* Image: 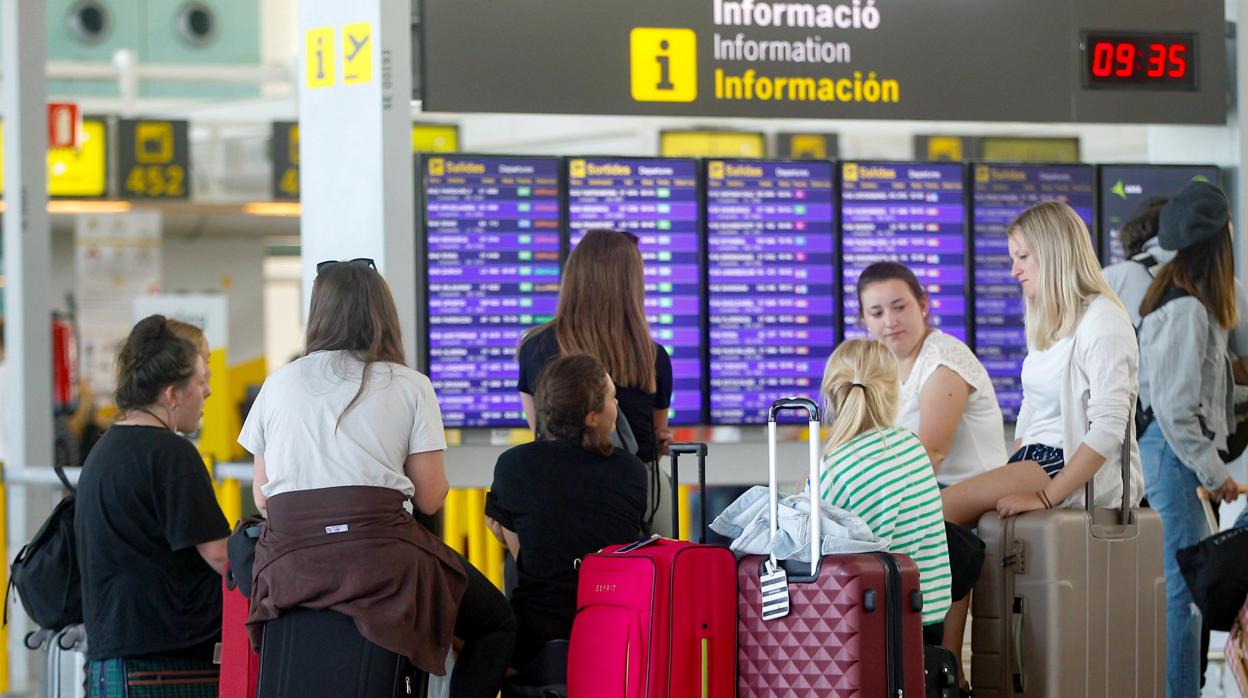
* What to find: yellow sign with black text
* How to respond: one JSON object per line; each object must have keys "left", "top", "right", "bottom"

{"left": 630, "top": 28, "right": 697, "bottom": 102}
{"left": 0, "top": 117, "right": 109, "bottom": 197}
{"left": 119, "top": 119, "right": 190, "bottom": 200}
{"left": 342, "top": 23, "right": 373, "bottom": 84}
{"left": 305, "top": 27, "right": 335, "bottom": 88}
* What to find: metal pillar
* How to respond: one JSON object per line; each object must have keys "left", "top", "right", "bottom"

{"left": 297, "top": 0, "right": 419, "bottom": 366}
{"left": 2, "top": 1, "right": 52, "bottom": 692}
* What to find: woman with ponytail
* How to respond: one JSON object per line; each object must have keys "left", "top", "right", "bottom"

{"left": 816, "top": 338, "right": 952, "bottom": 643}
{"left": 76, "top": 314, "right": 229, "bottom": 696}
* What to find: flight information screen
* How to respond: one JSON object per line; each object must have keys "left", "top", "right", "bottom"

{"left": 706, "top": 160, "right": 836, "bottom": 424}
{"left": 566, "top": 157, "right": 704, "bottom": 424}
{"left": 840, "top": 162, "right": 968, "bottom": 342}
{"left": 971, "top": 164, "right": 1094, "bottom": 421}
{"left": 1098, "top": 164, "right": 1219, "bottom": 265}
{"left": 423, "top": 156, "right": 562, "bottom": 428}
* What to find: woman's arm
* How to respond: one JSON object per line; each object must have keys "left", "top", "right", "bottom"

{"left": 915, "top": 365, "right": 971, "bottom": 474}
{"left": 486, "top": 517, "right": 521, "bottom": 558}
{"left": 406, "top": 449, "right": 450, "bottom": 515}
{"left": 520, "top": 392, "right": 537, "bottom": 432}
{"left": 196, "top": 538, "right": 229, "bottom": 576}
{"left": 653, "top": 408, "right": 672, "bottom": 457}
{"left": 252, "top": 454, "right": 269, "bottom": 517}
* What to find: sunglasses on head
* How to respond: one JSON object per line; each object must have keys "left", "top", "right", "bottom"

{"left": 316, "top": 258, "right": 376, "bottom": 274}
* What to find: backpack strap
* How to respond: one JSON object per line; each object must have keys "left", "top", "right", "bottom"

{"left": 52, "top": 465, "right": 74, "bottom": 494}
{"left": 1130, "top": 252, "right": 1160, "bottom": 277}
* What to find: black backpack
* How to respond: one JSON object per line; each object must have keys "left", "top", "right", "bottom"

{"left": 5, "top": 466, "right": 82, "bottom": 631}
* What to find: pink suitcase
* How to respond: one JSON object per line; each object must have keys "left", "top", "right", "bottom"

{"left": 567, "top": 443, "right": 737, "bottom": 698}
{"left": 737, "top": 397, "right": 926, "bottom": 697}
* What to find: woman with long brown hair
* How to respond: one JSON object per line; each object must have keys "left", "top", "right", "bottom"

{"left": 517, "top": 229, "right": 674, "bottom": 522}
{"left": 1137, "top": 181, "right": 1242, "bottom": 698}
{"left": 239, "top": 260, "right": 515, "bottom": 697}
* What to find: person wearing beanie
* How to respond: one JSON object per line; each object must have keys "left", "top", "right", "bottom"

{"left": 1137, "top": 180, "right": 1242, "bottom": 698}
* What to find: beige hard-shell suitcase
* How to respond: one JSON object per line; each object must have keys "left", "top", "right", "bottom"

{"left": 971, "top": 435, "right": 1165, "bottom": 697}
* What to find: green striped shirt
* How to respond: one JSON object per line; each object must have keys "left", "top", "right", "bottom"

{"left": 818, "top": 426, "right": 952, "bottom": 624}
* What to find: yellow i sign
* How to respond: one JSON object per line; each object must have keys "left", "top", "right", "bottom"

{"left": 343, "top": 23, "right": 373, "bottom": 84}
{"left": 306, "top": 27, "right": 335, "bottom": 88}
{"left": 630, "top": 28, "right": 697, "bottom": 102}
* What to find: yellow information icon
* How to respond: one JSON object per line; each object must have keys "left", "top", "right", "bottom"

{"left": 630, "top": 28, "right": 697, "bottom": 103}
{"left": 342, "top": 23, "right": 372, "bottom": 85}
{"left": 305, "top": 27, "right": 335, "bottom": 88}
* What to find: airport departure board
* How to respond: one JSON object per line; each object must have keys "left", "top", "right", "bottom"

{"left": 840, "top": 162, "right": 969, "bottom": 342}
{"left": 566, "top": 157, "right": 705, "bottom": 424}
{"left": 971, "top": 164, "right": 1095, "bottom": 420}
{"left": 423, "top": 156, "right": 562, "bottom": 428}
{"left": 1099, "top": 164, "right": 1219, "bottom": 265}
{"left": 706, "top": 160, "right": 837, "bottom": 424}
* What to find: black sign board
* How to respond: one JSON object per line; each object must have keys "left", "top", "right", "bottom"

{"left": 272, "top": 121, "right": 300, "bottom": 201}
{"left": 118, "top": 119, "right": 190, "bottom": 200}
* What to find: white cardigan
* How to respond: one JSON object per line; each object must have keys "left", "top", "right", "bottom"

{"left": 1015, "top": 295, "right": 1144, "bottom": 510}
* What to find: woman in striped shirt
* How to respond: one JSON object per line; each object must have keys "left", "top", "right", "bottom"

{"left": 816, "top": 338, "right": 953, "bottom": 643}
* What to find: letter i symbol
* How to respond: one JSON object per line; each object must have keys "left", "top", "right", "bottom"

{"left": 315, "top": 35, "right": 326, "bottom": 80}
{"left": 656, "top": 40, "right": 674, "bottom": 90}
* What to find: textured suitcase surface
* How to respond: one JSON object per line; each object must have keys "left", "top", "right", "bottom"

{"left": 737, "top": 551, "right": 925, "bottom": 697}
{"left": 257, "top": 608, "right": 425, "bottom": 698}
{"left": 1227, "top": 599, "right": 1248, "bottom": 696}
{"left": 218, "top": 573, "right": 258, "bottom": 698}
{"left": 567, "top": 538, "right": 737, "bottom": 698}
{"left": 971, "top": 507, "right": 1165, "bottom": 697}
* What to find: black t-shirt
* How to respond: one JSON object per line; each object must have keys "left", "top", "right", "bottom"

{"left": 516, "top": 326, "right": 673, "bottom": 462}
{"left": 485, "top": 440, "right": 647, "bottom": 642}
{"left": 75, "top": 425, "right": 230, "bottom": 660}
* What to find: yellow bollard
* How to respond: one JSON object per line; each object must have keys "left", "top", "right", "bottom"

{"left": 464, "top": 489, "right": 488, "bottom": 573}
{"left": 0, "top": 482, "right": 9, "bottom": 693}
{"left": 678, "top": 485, "right": 693, "bottom": 542}
{"left": 443, "top": 489, "right": 467, "bottom": 555}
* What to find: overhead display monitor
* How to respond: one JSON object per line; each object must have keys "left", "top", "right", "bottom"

{"left": 706, "top": 159, "right": 836, "bottom": 424}
{"left": 971, "top": 164, "right": 1095, "bottom": 421}
{"left": 422, "top": 155, "right": 562, "bottom": 428}
{"left": 1098, "top": 164, "right": 1219, "bottom": 265}
{"left": 840, "top": 162, "right": 969, "bottom": 343}
{"left": 566, "top": 157, "right": 705, "bottom": 424}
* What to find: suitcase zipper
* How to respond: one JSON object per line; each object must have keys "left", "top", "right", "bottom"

{"left": 872, "top": 552, "right": 904, "bottom": 697}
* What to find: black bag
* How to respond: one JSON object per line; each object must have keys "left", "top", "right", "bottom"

{"left": 1176, "top": 517, "right": 1248, "bottom": 632}
{"left": 225, "top": 517, "right": 264, "bottom": 599}
{"left": 6, "top": 466, "right": 82, "bottom": 631}
{"left": 923, "top": 644, "right": 959, "bottom": 698}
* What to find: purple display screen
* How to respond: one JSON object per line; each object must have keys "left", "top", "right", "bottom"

{"left": 1099, "top": 165, "right": 1218, "bottom": 265}
{"left": 707, "top": 160, "right": 836, "bottom": 425}
{"left": 424, "top": 156, "right": 562, "bottom": 428}
{"left": 567, "top": 158, "right": 704, "bottom": 424}
{"left": 840, "top": 162, "right": 968, "bottom": 343}
{"left": 971, "top": 164, "right": 1094, "bottom": 421}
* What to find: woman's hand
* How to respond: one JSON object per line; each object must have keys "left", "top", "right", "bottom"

{"left": 1211, "top": 476, "right": 1243, "bottom": 504}
{"left": 995, "top": 492, "right": 1046, "bottom": 518}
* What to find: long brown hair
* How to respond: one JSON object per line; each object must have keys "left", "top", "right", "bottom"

{"left": 115, "top": 315, "right": 198, "bottom": 412}
{"left": 535, "top": 353, "right": 614, "bottom": 455}
{"left": 523, "top": 229, "right": 656, "bottom": 392}
{"left": 1140, "top": 227, "right": 1237, "bottom": 329}
{"left": 305, "top": 262, "right": 406, "bottom": 425}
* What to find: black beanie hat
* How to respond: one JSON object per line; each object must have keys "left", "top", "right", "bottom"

{"left": 1159, "top": 180, "right": 1230, "bottom": 252}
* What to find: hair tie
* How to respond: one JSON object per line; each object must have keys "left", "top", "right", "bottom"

{"left": 850, "top": 382, "right": 866, "bottom": 390}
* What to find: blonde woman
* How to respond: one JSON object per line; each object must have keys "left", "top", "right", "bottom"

{"left": 817, "top": 338, "right": 952, "bottom": 644}
{"left": 941, "top": 201, "right": 1143, "bottom": 525}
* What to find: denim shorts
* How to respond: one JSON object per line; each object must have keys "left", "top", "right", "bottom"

{"left": 1008, "top": 443, "right": 1065, "bottom": 478}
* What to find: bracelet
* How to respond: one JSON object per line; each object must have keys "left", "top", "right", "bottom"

{"left": 1037, "top": 490, "right": 1053, "bottom": 510}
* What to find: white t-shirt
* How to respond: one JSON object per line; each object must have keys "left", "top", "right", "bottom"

{"left": 895, "top": 330, "right": 1008, "bottom": 485}
{"left": 1018, "top": 335, "right": 1075, "bottom": 450}
{"left": 238, "top": 350, "right": 447, "bottom": 499}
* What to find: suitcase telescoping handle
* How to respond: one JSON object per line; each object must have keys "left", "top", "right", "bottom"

{"left": 768, "top": 396, "right": 822, "bottom": 578}
{"left": 669, "top": 442, "right": 709, "bottom": 543}
{"left": 1084, "top": 414, "right": 1138, "bottom": 525}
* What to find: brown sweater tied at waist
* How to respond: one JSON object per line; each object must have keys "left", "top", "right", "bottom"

{"left": 246, "top": 485, "right": 468, "bottom": 676}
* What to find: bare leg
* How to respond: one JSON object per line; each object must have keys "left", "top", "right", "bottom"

{"left": 941, "top": 461, "right": 1051, "bottom": 527}
{"left": 943, "top": 595, "right": 971, "bottom": 689}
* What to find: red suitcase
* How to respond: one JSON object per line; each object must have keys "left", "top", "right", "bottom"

{"left": 567, "top": 443, "right": 737, "bottom": 698}
{"left": 218, "top": 568, "right": 259, "bottom": 698}
{"left": 736, "top": 397, "right": 926, "bottom": 697}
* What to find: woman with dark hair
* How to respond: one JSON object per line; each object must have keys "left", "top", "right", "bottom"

{"left": 239, "top": 260, "right": 515, "bottom": 697}
{"left": 76, "top": 314, "right": 229, "bottom": 697}
{"left": 1137, "top": 182, "right": 1242, "bottom": 697}
{"left": 486, "top": 353, "right": 646, "bottom": 670}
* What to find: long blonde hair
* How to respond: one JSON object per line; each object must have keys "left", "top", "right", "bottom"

{"left": 820, "top": 339, "right": 900, "bottom": 452}
{"left": 522, "top": 229, "right": 656, "bottom": 392}
{"left": 1008, "top": 201, "right": 1121, "bottom": 351}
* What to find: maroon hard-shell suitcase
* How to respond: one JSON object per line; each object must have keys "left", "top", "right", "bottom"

{"left": 736, "top": 397, "right": 926, "bottom": 697}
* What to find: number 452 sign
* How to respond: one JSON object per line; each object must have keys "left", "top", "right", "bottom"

{"left": 119, "top": 119, "right": 191, "bottom": 200}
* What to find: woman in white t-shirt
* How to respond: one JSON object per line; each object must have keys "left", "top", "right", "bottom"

{"left": 238, "top": 260, "right": 515, "bottom": 697}
{"left": 856, "top": 260, "right": 1006, "bottom": 681}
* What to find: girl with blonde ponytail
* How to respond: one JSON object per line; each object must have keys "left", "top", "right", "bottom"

{"left": 816, "top": 339, "right": 952, "bottom": 643}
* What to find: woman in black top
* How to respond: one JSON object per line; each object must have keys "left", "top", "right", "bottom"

{"left": 76, "top": 315, "right": 230, "bottom": 697}
{"left": 488, "top": 353, "right": 647, "bottom": 670}
{"left": 517, "top": 229, "right": 674, "bottom": 464}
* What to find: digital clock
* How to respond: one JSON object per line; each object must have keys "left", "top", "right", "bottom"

{"left": 1082, "top": 32, "right": 1198, "bottom": 90}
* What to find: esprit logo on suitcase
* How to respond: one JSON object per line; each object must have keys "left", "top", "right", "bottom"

{"left": 760, "top": 558, "right": 790, "bottom": 620}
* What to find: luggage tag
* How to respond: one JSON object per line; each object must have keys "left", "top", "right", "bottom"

{"left": 760, "top": 556, "right": 791, "bottom": 621}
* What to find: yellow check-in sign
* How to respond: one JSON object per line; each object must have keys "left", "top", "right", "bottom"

{"left": 0, "top": 118, "right": 108, "bottom": 197}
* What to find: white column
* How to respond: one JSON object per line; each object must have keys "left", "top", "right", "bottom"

{"left": 3, "top": 2, "right": 51, "bottom": 692}
{"left": 297, "top": 0, "right": 419, "bottom": 365}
